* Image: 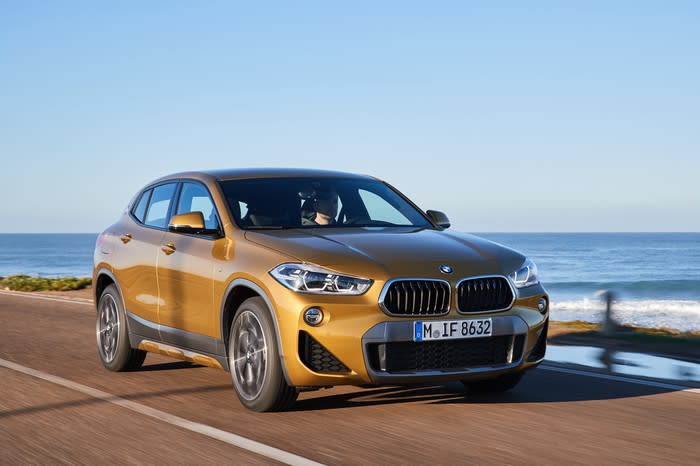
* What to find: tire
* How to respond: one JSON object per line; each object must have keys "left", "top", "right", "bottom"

{"left": 462, "top": 372, "right": 524, "bottom": 393}
{"left": 96, "top": 284, "right": 147, "bottom": 371}
{"left": 228, "top": 297, "right": 298, "bottom": 412}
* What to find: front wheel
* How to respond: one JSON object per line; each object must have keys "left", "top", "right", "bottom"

{"left": 96, "top": 284, "right": 146, "bottom": 371}
{"left": 228, "top": 297, "right": 298, "bottom": 412}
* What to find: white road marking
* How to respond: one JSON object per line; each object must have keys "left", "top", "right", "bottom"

{"left": 0, "top": 358, "right": 324, "bottom": 466}
{"left": 539, "top": 364, "right": 700, "bottom": 394}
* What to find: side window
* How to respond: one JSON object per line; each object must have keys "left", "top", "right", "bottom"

{"left": 132, "top": 189, "right": 151, "bottom": 223}
{"left": 358, "top": 189, "right": 412, "bottom": 225}
{"left": 144, "top": 183, "right": 177, "bottom": 228}
{"left": 176, "top": 182, "right": 220, "bottom": 231}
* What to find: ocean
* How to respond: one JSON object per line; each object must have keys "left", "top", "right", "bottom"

{"left": 1, "top": 233, "right": 698, "bottom": 331}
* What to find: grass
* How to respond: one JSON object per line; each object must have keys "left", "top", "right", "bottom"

{"left": 549, "top": 319, "right": 699, "bottom": 360}
{"left": 0, "top": 275, "right": 92, "bottom": 292}
{"left": 551, "top": 319, "right": 699, "bottom": 339}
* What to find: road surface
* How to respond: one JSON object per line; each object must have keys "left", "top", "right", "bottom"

{"left": 1, "top": 291, "right": 698, "bottom": 465}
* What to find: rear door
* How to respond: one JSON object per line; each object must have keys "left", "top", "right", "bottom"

{"left": 114, "top": 182, "right": 177, "bottom": 325}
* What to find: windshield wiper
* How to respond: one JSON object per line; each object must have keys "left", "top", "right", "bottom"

{"left": 245, "top": 225, "right": 287, "bottom": 230}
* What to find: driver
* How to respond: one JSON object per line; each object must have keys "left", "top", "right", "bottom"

{"left": 302, "top": 188, "right": 338, "bottom": 225}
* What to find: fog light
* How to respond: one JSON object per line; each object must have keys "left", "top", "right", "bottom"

{"left": 537, "top": 297, "right": 548, "bottom": 314}
{"left": 303, "top": 307, "right": 324, "bottom": 326}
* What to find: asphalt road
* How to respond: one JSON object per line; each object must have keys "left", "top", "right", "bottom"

{"left": 1, "top": 292, "right": 698, "bottom": 465}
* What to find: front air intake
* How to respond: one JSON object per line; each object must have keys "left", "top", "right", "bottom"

{"left": 298, "top": 331, "right": 349, "bottom": 373}
{"left": 527, "top": 319, "right": 548, "bottom": 362}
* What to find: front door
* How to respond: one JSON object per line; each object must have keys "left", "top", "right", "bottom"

{"left": 157, "top": 181, "right": 222, "bottom": 352}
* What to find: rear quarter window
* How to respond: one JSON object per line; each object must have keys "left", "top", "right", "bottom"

{"left": 132, "top": 189, "right": 152, "bottom": 223}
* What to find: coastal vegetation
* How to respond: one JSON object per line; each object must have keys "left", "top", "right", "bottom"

{"left": 550, "top": 319, "right": 699, "bottom": 339}
{"left": 0, "top": 275, "right": 92, "bottom": 292}
{"left": 549, "top": 320, "right": 699, "bottom": 361}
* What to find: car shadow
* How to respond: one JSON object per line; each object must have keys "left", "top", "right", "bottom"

{"left": 138, "top": 361, "right": 205, "bottom": 372}
{"left": 291, "top": 366, "right": 687, "bottom": 412}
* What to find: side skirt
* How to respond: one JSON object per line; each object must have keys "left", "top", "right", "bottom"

{"left": 133, "top": 337, "right": 226, "bottom": 370}
{"left": 126, "top": 311, "right": 229, "bottom": 371}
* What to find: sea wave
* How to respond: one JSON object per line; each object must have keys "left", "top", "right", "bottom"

{"left": 550, "top": 298, "right": 700, "bottom": 332}
{"left": 546, "top": 279, "right": 700, "bottom": 300}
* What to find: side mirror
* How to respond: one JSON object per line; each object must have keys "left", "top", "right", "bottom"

{"left": 426, "top": 210, "right": 450, "bottom": 229}
{"left": 169, "top": 211, "right": 214, "bottom": 235}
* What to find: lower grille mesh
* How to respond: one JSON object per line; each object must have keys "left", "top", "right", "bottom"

{"left": 368, "top": 335, "right": 525, "bottom": 373}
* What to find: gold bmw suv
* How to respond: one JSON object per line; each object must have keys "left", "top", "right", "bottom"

{"left": 93, "top": 168, "right": 549, "bottom": 411}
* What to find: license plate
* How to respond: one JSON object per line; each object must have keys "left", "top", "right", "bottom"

{"left": 414, "top": 318, "right": 492, "bottom": 342}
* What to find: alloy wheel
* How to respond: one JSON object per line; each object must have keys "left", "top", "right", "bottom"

{"left": 231, "top": 310, "right": 268, "bottom": 400}
{"left": 97, "top": 294, "right": 120, "bottom": 363}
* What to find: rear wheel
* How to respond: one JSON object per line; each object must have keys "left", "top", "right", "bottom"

{"left": 228, "top": 297, "right": 298, "bottom": 412}
{"left": 96, "top": 284, "right": 146, "bottom": 371}
{"left": 462, "top": 372, "right": 524, "bottom": 393}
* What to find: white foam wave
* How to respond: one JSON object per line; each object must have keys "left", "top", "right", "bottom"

{"left": 550, "top": 299, "right": 700, "bottom": 332}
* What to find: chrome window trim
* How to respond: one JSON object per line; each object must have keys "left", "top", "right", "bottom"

{"left": 378, "top": 278, "right": 452, "bottom": 317}
{"left": 127, "top": 179, "right": 224, "bottom": 240}
{"left": 455, "top": 274, "right": 516, "bottom": 314}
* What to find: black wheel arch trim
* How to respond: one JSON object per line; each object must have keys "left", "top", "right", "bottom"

{"left": 94, "top": 268, "right": 138, "bottom": 345}
{"left": 94, "top": 268, "right": 123, "bottom": 308}
{"left": 220, "top": 278, "right": 292, "bottom": 385}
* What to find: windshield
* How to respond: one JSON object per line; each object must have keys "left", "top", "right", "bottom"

{"left": 219, "top": 177, "right": 433, "bottom": 229}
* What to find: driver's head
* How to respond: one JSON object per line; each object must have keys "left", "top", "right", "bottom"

{"left": 313, "top": 188, "right": 338, "bottom": 221}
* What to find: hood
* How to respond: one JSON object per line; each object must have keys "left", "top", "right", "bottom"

{"left": 244, "top": 227, "right": 525, "bottom": 279}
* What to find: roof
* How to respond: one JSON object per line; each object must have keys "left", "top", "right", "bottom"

{"left": 152, "top": 168, "right": 375, "bottom": 185}
{"left": 204, "top": 167, "right": 373, "bottom": 181}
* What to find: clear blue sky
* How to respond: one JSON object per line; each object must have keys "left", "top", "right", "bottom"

{"left": 2, "top": 1, "right": 699, "bottom": 233}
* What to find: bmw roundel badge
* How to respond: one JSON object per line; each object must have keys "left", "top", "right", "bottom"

{"left": 439, "top": 265, "right": 453, "bottom": 274}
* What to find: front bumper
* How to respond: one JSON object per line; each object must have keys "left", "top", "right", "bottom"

{"left": 271, "top": 281, "right": 549, "bottom": 387}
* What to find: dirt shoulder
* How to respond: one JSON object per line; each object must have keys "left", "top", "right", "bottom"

{"left": 549, "top": 320, "right": 700, "bottom": 363}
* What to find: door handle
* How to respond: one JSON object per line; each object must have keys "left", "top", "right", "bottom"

{"left": 161, "top": 242, "right": 176, "bottom": 255}
{"left": 120, "top": 233, "right": 132, "bottom": 244}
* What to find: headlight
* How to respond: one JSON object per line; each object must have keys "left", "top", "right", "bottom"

{"left": 270, "top": 263, "right": 373, "bottom": 295}
{"left": 508, "top": 258, "right": 539, "bottom": 288}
